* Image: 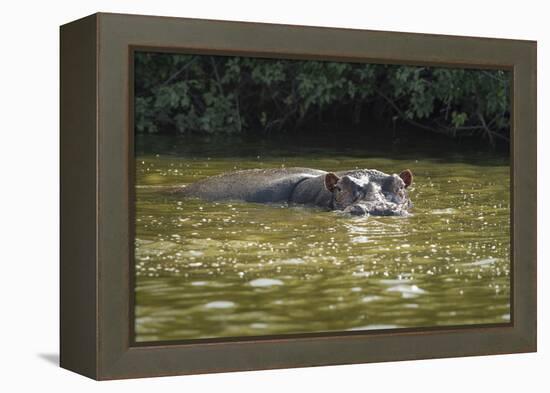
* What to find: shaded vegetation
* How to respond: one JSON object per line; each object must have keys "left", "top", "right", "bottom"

{"left": 134, "top": 52, "right": 510, "bottom": 147}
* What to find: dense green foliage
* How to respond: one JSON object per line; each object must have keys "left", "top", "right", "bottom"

{"left": 134, "top": 53, "right": 510, "bottom": 145}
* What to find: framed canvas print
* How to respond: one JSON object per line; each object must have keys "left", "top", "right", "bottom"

{"left": 60, "top": 13, "right": 537, "bottom": 380}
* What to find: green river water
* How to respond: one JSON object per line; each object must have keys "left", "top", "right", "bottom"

{"left": 134, "top": 135, "right": 510, "bottom": 342}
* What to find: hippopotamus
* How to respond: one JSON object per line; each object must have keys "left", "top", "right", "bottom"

{"left": 177, "top": 167, "right": 413, "bottom": 216}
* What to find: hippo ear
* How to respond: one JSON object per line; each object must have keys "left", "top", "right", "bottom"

{"left": 324, "top": 173, "right": 340, "bottom": 192}
{"left": 399, "top": 169, "right": 413, "bottom": 188}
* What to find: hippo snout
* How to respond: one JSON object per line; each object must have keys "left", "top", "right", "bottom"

{"left": 343, "top": 204, "right": 368, "bottom": 216}
{"left": 342, "top": 201, "right": 412, "bottom": 217}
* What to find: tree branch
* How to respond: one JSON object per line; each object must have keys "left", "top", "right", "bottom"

{"left": 160, "top": 57, "right": 198, "bottom": 87}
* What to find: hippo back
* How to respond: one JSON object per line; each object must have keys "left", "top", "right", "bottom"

{"left": 179, "top": 167, "right": 327, "bottom": 203}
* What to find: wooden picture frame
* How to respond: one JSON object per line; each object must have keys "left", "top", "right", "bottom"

{"left": 60, "top": 12, "right": 537, "bottom": 380}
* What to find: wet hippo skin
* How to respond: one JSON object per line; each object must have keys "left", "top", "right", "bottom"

{"left": 177, "top": 167, "right": 413, "bottom": 216}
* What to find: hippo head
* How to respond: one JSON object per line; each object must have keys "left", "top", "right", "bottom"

{"left": 324, "top": 169, "right": 413, "bottom": 216}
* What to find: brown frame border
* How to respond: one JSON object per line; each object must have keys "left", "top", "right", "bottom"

{"left": 60, "top": 12, "right": 537, "bottom": 380}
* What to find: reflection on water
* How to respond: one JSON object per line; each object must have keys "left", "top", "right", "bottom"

{"left": 134, "top": 136, "right": 510, "bottom": 342}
